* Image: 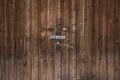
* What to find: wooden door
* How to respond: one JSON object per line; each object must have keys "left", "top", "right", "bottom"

{"left": 0, "top": 0, "right": 120, "bottom": 80}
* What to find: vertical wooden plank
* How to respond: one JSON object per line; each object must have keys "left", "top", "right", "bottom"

{"left": 68, "top": 0, "right": 76, "bottom": 80}
{"left": 2, "top": 0, "right": 9, "bottom": 80}
{"left": 39, "top": 0, "right": 47, "bottom": 80}
{"left": 85, "top": 0, "right": 92, "bottom": 79}
{"left": 84, "top": 0, "right": 92, "bottom": 79}
{"left": 54, "top": 0, "right": 62, "bottom": 80}
{"left": 91, "top": 0, "right": 100, "bottom": 79}
{"left": 13, "top": 1, "right": 17, "bottom": 79}
{"left": 46, "top": 0, "right": 55, "bottom": 80}
{"left": 115, "top": 0, "right": 120, "bottom": 80}
{"left": 0, "top": 11, "right": 1, "bottom": 80}
{"left": 99, "top": 0, "right": 108, "bottom": 80}
{"left": 0, "top": 0, "right": 2, "bottom": 79}
{"left": 108, "top": 0, "right": 115, "bottom": 80}
{"left": 3, "top": 0, "right": 8, "bottom": 80}
{"left": 0, "top": 0, "right": 1, "bottom": 32}
{"left": 61, "top": 0, "right": 69, "bottom": 80}
{"left": 38, "top": 0, "right": 42, "bottom": 79}
{"left": 76, "top": 0, "right": 85, "bottom": 79}
{"left": 23, "top": 0, "right": 31, "bottom": 80}
{"left": 31, "top": 0, "right": 39, "bottom": 80}
{"left": 16, "top": 0, "right": 28, "bottom": 80}
{"left": 1, "top": 1, "right": 4, "bottom": 79}
{"left": 7, "top": 0, "right": 15, "bottom": 80}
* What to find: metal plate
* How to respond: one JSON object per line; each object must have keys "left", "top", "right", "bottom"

{"left": 50, "top": 35, "right": 65, "bottom": 39}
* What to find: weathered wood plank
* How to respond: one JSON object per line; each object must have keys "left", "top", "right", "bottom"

{"left": 13, "top": 1, "right": 17, "bottom": 79}
{"left": 46, "top": 0, "right": 55, "bottom": 80}
{"left": 2, "top": 0, "right": 9, "bottom": 80}
{"left": 7, "top": 0, "right": 15, "bottom": 80}
{"left": 61, "top": 0, "right": 69, "bottom": 80}
{"left": 68, "top": 0, "right": 77, "bottom": 80}
{"left": 23, "top": 0, "right": 31, "bottom": 80}
{"left": 108, "top": 0, "right": 116, "bottom": 80}
{"left": 76, "top": 0, "right": 85, "bottom": 79}
{"left": 54, "top": 0, "right": 62, "bottom": 80}
{"left": 84, "top": 0, "right": 92, "bottom": 80}
{"left": 39, "top": 0, "right": 47, "bottom": 80}
{"left": 99, "top": 0, "right": 108, "bottom": 80}
{"left": 0, "top": 1, "right": 4, "bottom": 79}
{"left": 0, "top": 0, "right": 1, "bottom": 32}
{"left": 115, "top": 0, "right": 120, "bottom": 80}
{"left": 38, "top": 0, "right": 42, "bottom": 80}
{"left": 91, "top": 0, "right": 100, "bottom": 79}
{"left": 31, "top": 0, "right": 39, "bottom": 80}
{"left": 16, "top": 0, "right": 28, "bottom": 80}
{"left": 0, "top": 0, "right": 2, "bottom": 79}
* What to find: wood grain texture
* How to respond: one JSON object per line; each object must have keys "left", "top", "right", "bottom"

{"left": 46, "top": 0, "right": 54, "bottom": 80}
{"left": 108, "top": 0, "right": 116, "bottom": 80}
{"left": 0, "top": 0, "right": 120, "bottom": 80}
{"left": 84, "top": 0, "right": 92, "bottom": 80}
{"left": 91, "top": 0, "right": 100, "bottom": 80}
{"left": 68, "top": 0, "right": 77, "bottom": 80}
{"left": 0, "top": 0, "right": 2, "bottom": 79}
{"left": 61, "top": 0, "right": 69, "bottom": 80}
{"left": 0, "top": 0, "right": 1, "bottom": 32}
{"left": 23, "top": 0, "right": 31, "bottom": 80}
{"left": 31, "top": 0, "right": 39, "bottom": 80}
{"left": 115, "top": 0, "right": 120, "bottom": 80}
{"left": 99, "top": 0, "right": 108, "bottom": 80}
{"left": 39, "top": 0, "right": 47, "bottom": 80}
{"left": 7, "top": 0, "right": 15, "bottom": 80}
{"left": 76, "top": 0, "right": 85, "bottom": 79}
{"left": 16, "top": 0, "right": 26, "bottom": 80}
{"left": 2, "top": 0, "right": 9, "bottom": 80}
{"left": 54, "top": 0, "right": 62, "bottom": 80}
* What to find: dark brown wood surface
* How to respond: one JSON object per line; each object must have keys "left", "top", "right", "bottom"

{"left": 0, "top": 0, "right": 120, "bottom": 80}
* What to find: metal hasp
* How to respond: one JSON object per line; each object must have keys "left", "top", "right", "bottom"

{"left": 50, "top": 35, "right": 65, "bottom": 39}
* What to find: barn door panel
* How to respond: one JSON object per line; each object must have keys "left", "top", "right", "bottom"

{"left": 0, "top": 0, "right": 120, "bottom": 80}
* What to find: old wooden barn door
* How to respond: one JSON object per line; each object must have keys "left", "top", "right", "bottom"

{"left": 0, "top": 0, "right": 120, "bottom": 80}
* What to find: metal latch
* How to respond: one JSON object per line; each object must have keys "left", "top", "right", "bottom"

{"left": 50, "top": 35, "right": 65, "bottom": 39}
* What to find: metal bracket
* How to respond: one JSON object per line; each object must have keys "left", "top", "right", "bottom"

{"left": 50, "top": 35, "right": 65, "bottom": 39}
